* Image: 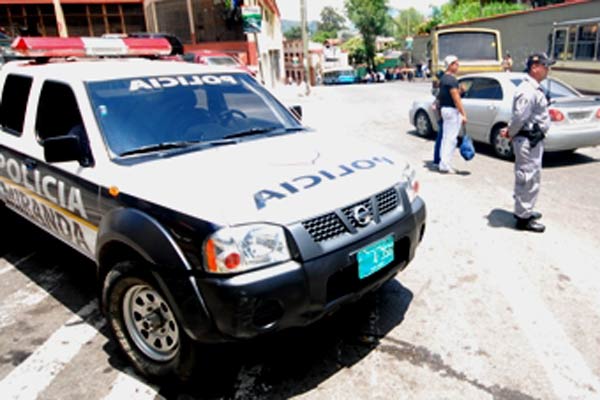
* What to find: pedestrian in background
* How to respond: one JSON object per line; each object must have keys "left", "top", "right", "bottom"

{"left": 502, "top": 52, "right": 513, "bottom": 72}
{"left": 437, "top": 55, "right": 467, "bottom": 173}
{"left": 500, "top": 52, "right": 555, "bottom": 233}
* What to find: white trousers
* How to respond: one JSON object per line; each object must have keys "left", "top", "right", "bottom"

{"left": 440, "top": 107, "right": 461, "bottom": 171}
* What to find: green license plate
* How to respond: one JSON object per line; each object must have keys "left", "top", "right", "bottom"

{"left": 357, "top": 235, "right": 395, "bottom": 280}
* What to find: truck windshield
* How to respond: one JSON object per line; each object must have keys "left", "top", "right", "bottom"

{"left": 438, "top": 32, "right": 498, "bottom": 61}
{"left": 86, "top": 73, "right": 302, "bottom": 157}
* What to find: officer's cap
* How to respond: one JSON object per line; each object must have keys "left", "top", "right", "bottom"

{"left": 525, "top": 52, "right": 555, "bottom": 71}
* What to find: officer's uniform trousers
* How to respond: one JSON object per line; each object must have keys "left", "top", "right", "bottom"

{"left": 512, "top": 136, "right": 543, "bottom": 219}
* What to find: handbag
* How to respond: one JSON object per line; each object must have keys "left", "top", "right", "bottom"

{"left": 459, "top": 133, "right": 475, "bottom": 161}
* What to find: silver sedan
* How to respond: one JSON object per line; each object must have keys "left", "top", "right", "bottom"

{"left": 409, "top": 72, "right": 600, "bottom": 159}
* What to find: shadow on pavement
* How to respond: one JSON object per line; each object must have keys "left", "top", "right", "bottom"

{"left": 158, "top": 280, "right": 414, "bottom": 399}
{"left": 542, "top": 150, "right": 599, "bottom": 168}
{"left": 2, "top": 208, "right": 414, "bottom": 399}
{"left": 486, "top": 208, "right": 516, "bottom": 230}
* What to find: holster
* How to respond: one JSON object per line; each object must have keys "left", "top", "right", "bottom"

{"left": 517, "top": 124, "right": 545, "bottom": 148}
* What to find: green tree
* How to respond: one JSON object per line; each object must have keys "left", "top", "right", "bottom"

{"left": 392, "top": 8, "right": 424, "bottom": 40}
{"left": 345, "top": 0, "right": 389, "bottom": 69}
{"left": 341, "top": 36, "right": 367, "bottom": 65}
{"left": 317, "top": 6, "right": 346, "bottom": 33}
{"left": 312, "top": 7, "right": 345, "bottom": 44}
{"left": 284, "top": 26, "right": 302, "bottom": 41}
{"left": 422, "top": 0, "right": 529, "bottom": 30}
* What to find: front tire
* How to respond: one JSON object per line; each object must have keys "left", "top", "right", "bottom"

{"left": 491, "top": 125, "right": 514, "bottom": 160}
{"left": 414, "top": 110, "right": 434, "bottom": 138}
{"left": 103, "top": 260, "right": 196, "bottom": 381}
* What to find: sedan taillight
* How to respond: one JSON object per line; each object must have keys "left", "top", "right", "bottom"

{"left": 549, "top": 108, "right": 565, "bottom": 122}
{"left": 596, "top": 108, "right": 600, "bottom": 119}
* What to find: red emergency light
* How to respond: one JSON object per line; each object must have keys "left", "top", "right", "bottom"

{"left": 11, "top": 36, "right": 172, "bottom": 58}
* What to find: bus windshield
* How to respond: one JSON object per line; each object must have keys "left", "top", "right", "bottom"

{"left": 438, "top": 32, "right": 499, "bottom": 61}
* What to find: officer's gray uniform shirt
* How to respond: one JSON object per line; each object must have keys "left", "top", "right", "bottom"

{"left": 508, "top": 75, "right": 550, "bottom": 138}
{"left": 509, "top": 75, "right": 549, "bottom": 219}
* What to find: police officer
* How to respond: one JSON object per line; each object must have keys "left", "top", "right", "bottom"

{"left": 500, "top": 52, "right": 555, "bottom": 233}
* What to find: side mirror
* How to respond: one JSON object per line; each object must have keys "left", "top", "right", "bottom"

{"left": 289, "top": 105, "right": 302, "bottom": 121}
{"left": 43, "top": 135, "right": 85, "bottom": 164}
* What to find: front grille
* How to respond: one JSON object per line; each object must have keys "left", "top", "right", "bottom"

{"left": 342, "top": 198, "right": 373, "bottom": 228}
{"left": 302, "top": 186, "right": 402, "bottom": 243}
{"left": 302, "top": 213, "right": 347, "bottom": 242}
{"left": 376, "top": 187, "right": 399, "bottom": 216}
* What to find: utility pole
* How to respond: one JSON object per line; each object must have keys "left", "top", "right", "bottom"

{"left": 52, "top": 0, "right": 68, "bottom": 37}
{"left": 300, "top": 0, "right": 311, "bottom": 96}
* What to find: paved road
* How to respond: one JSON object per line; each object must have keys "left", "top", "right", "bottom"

{"left": 1, "top": 81, "right": 600, "bottom": 399}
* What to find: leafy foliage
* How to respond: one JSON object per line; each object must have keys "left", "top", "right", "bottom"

{"left": 312, "top": 6, "right": 346, "bottom": 43}
{"left": 391, "top": 8, "right": 424, "bottom": 40}
{"left": 345, "top": 0, "right": 389, "bottom": 69}
{"left": 317, "top": 6, "right": 346, "bottom": 33}
{"left": 340, "top": 36, "right": 367, "bottom": 65}
{"left": 419, "top": 0, "right": 529, "bottom": 33}
{"left": 284, "top": 26, "right": 302, "bottom": 41}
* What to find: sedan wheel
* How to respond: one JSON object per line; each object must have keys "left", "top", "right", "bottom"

{"left": 492, "top": 127, "right": 514, "bottom": 160}
{"left": 415, "top": 110, "right": 434, "bottom": 138}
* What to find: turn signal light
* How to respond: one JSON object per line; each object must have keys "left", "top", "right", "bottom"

{"left": 549, "top": 108, "right": 565, "bottom": 122}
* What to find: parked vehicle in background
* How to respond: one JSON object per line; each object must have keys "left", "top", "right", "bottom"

{"left": 429, "top": 27, "right": 502, "bottom": 95}
{"left": 430, "top": 27, "right": 503, "bottom": 77}
{"left": 409, "top": 72, "right": 600, "bottom": 159}
{"left": 183, "top": 50, "right": 255, "bottom": 76}
{"left": 550, "top": 17, "right": 600, "bottom": 94}
{"left": 322, "top": 66, "right": 357, "bottom": 85}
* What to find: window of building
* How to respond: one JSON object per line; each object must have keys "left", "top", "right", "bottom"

{"left": 575, "top": 23, "right": 598, "bottom": 60}
{"left": 0, "top": 74, "right": 33, "bottom": 136}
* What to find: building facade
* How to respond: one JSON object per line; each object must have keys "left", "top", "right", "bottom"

{"left": 0, "top": 0, "right": 145, "bottom": 37}
{"left": 0, "top": 0, "right": 284, "bottom": 87}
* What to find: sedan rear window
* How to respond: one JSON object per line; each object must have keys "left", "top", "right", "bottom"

{"left": 509, "top": 78, "right": 579, "bottom": 99}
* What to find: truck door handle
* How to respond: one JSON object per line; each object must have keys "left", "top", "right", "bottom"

{"left": 25, "top": 159, "right": 37, "bottom": 170}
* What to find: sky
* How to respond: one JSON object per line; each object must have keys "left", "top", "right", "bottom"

{"left": 278, "top": 0, "right": 450, "bottom": 21}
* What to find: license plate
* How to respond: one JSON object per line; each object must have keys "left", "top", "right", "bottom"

{"left": 357, "top": 235, "right": 395, "bottom": 279}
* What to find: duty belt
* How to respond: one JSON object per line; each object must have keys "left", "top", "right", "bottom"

{"left": 517, "top": 130, "right": 545, "bottom": 147}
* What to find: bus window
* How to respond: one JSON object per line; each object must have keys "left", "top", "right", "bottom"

{"left": 553, "top": 29, "right": 567, "bottom": 60}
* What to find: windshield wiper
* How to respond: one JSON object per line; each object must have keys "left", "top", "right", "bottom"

{"left": 223, "top": 126, "right": 304, "bottom": 140}
{"left": 118, "top": 139, "right": 234, "bottom": 157}
{"left": 222, "top": 126, "right": 280, "bottom": 140}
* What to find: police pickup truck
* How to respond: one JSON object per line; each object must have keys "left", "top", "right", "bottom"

{"left": 0, "top": 37, "right": 426, "bottom": 381}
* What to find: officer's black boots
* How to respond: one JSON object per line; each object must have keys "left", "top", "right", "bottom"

{"left": 515, "top": 215, "right": 545, "bottom": 233}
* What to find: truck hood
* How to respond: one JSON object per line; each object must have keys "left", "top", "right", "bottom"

{"left": 111, "top": 132, "right": 411, "bottom": 226}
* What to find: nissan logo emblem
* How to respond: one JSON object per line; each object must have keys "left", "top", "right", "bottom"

{"left": 352, "top": 205, "right": 372, "bottom": 227}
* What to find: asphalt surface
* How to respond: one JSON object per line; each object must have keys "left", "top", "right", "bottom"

{"left": 1, "top": 80, "right": 600, "bottom": 400}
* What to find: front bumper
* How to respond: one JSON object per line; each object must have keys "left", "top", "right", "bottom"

{"left": 190, "top": 196, "right": 426, "bottom": 342}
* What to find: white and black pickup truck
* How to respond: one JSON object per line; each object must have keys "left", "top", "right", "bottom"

{"left": 0, "top": 37, "right": 426, "bottom": 381}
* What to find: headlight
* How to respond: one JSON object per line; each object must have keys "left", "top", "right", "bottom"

{"left": 402, "top": 164, "right": 420, "bottom": 203}
{"left": 204, "top": 224, "right": 291, "bottom": 273}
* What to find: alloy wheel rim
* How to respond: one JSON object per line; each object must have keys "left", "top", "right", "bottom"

{"left": 122, "top": 284, "right": 180, "bottom": 362}
{"left": 416, "top": 114, "right": 429, "bottom": 135}
{"left": 495, "top": 134, "right": 512, "bottom": 157}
